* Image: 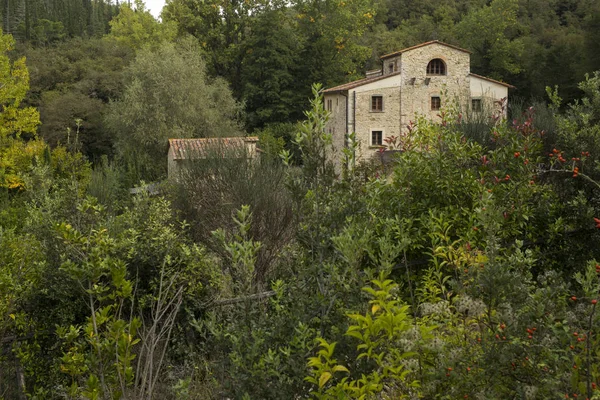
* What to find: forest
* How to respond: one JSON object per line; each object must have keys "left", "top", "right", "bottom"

{"left": 2, "top": 0, "right": 600, "bottom": 398}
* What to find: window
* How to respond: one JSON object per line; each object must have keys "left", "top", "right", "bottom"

{"left": 426, "top": 58, "right": 446, "bottom": 75}
{"left": 372, "top": 130, "right": 383, "bottom": 146}
{"left": 431, "top": 96, "right": 441, "bottom": 111}
{"left": 371, "top": 95, "right": 383, "bottom": 112}
{"left": 326, "top": 99, "right": 333, "bottom": 111}
{"left": 472, "top": 98, "right": 482, "bottom": 112}
{"left": 388, "top": 63, "right": 394, "bottom": 73}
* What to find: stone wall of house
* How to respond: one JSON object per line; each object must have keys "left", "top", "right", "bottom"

{"left": 470, "top": 76, "right": 509, "bottom": 117}
{"left": 324, "top": 93, "right": 347, "bottom": 161}
{"left": 323, "top": 43, "right": 513, "bottom": 167}
{"left": 352, "top": 85, "right": 401, "bottom": 161}
{"left": 383, "top": 56, "right": 401, "bottom": 75}
{"left": 399, "top": 44, "right": 471, "bottom": 128}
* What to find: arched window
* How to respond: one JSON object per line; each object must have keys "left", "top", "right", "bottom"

{"left": 427, "top": 59, "right": 446, "bottom": 75}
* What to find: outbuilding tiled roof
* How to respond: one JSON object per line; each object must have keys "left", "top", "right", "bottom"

{"left": 322, "top": 71, "right": 402, "bottom": 94}
{"left": 168, "top": 137, "right": 259, "bottom": 160}
{"left": 469, "top": 73, "right": 516, "bottom": 89}
{"left": 380, "top": 40, "right": 471, "bottom": 59}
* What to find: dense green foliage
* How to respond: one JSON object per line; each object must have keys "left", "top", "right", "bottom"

{"left": 1, "top": 0, "right": 118, "bottom": 42}
{"left": 105, "top": 38, "right": 243, "bottom": 184}
{"left": 3, "top": 0, "right": 600, "bottom": 398}
{"left": 14, "top": 0, "right": 600, "bottom": 153}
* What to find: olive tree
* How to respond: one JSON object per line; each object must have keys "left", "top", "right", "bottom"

{"left": 105, "top": 38, "right": 243, "bottom": 185}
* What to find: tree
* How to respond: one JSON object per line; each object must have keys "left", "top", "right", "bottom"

{"left": 455, "top": 0, "right": 524, "bottom": 79}
{"left": 584, "top": 7, "right": 600, "bottom": 76}
{"left": 0, "top": 30, "right": 39, "bottom": 141}
{"left": 105, "top": 39, "right": 243, "bottom": 184}
{"left": 0, "top": 29, "right": 41, "bottom": 190}
{"left": 241, "top": 9, "right": 303, "bottom": 130}
{"left": 25, "top": 37, "right": 134, "bottom": 161}
{"left": 31, "top": 19, "right": 66, "bottom": 47}
{"left": 108, "top": 0, "right": 176, "bottom": 50}
{"left": 294, "top": 0, "right": 376, "bottom": 88}
{"left": 162, "top": 0, "right": 264, "bottom": 97}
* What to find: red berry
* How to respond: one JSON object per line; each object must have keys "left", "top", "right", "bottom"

{"left": 571, "top": 296, "right": 577, "bottom": 301}
{"left": 592, "top": 299, "right": 597, "bottom": 305}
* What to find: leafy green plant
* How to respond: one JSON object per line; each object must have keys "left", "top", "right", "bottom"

{"left": 307, "top": 274, "right": 433, "bottom": 399}
{"left": 57, "top": 198, "right": 140, "bottom": 399}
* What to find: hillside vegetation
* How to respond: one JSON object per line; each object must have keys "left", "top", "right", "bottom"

{"left": 1, "top": 0, "right": 600, "bottom": 398}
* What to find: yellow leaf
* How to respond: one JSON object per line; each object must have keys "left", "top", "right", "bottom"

{"left": 371, "top": 304, "right": 380, "bottom": 314}
{"left": 319, "top": 371, "right": 332, "bottom": 388}
{"left": 9, "top": 314, "right": 15, "bottom": 320}
{"left": 332, "top": 365, "right": 349, "bottom": 373}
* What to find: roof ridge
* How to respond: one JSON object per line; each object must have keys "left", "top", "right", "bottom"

{"left": 322, "top": 71, "right": 402, "bottom": 93}
{"left": 169, "top": 136, "right": 258, "bottom": 142}
{"left": 469, "top": 73, "right": 516, "bottom": 89}
{"left": 380, "top": 40, "right": 472, "bottom": 60}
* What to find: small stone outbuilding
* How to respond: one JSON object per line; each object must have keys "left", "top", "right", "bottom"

{"left": 167, "top": 137, "right": 259, "bottom": 180}
{"left": 323, "top": 40, "right": 515, "bottom": 161}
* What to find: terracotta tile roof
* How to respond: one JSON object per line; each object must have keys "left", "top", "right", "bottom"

{"left": 469, "top": 73, "right": 516, "bottom": 89}
{"left": 168, "top": 137, "right": 259, "bottom": 160}
{"left": 380, "top": 40, "right": 472, "bottom": 59}
{"left": 322, "top": 71, "right": 402, "bottom": 94}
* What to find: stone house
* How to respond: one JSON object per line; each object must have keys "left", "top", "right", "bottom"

{"left": 167, "top": 137, "right": 259, "bottom": 180}
{"left": 323, "top": 40, "right": 514, "bottom": 161}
